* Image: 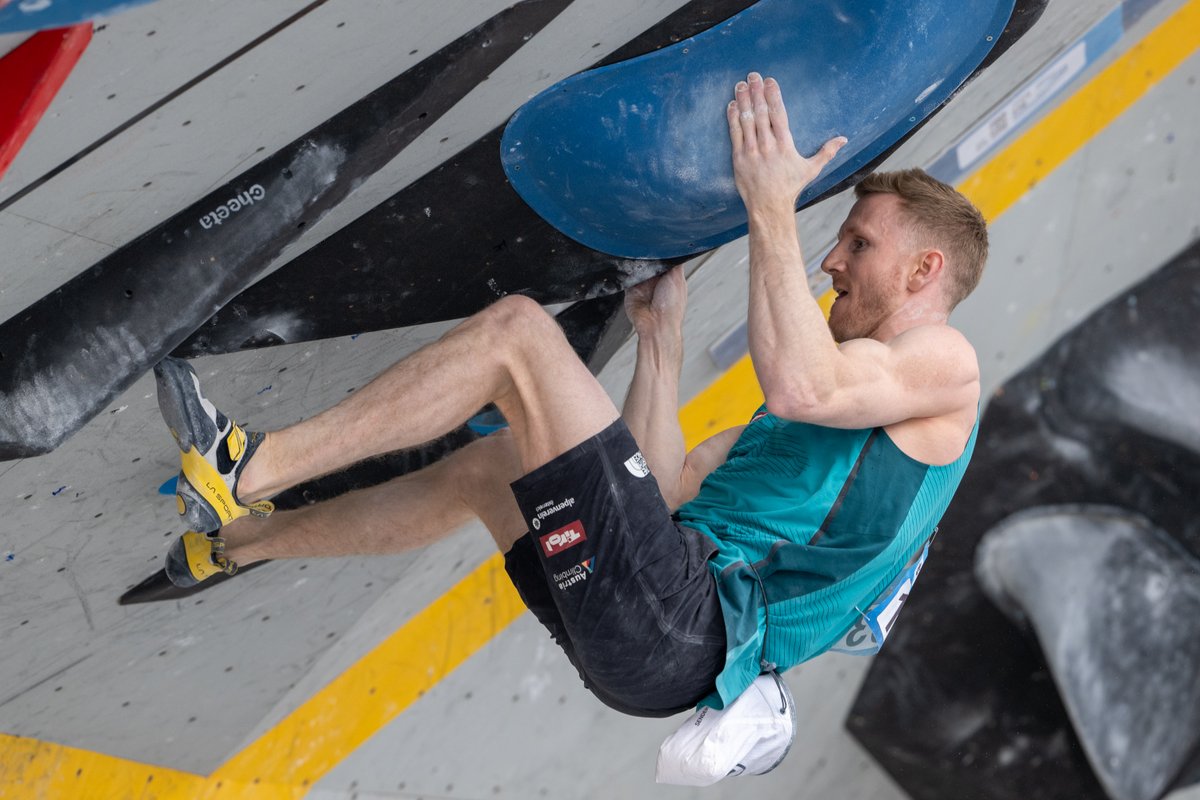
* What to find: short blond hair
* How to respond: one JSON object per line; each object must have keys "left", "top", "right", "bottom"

{"left": 855, "top": 169, "right": 988, "bottom": 309}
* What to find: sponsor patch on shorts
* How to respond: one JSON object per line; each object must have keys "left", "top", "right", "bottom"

{"left": 540, "top": 520, "right": 587, "bottom": 557}
{"left": 554, "top": 557, "right": 596, "bottom": 591}
{"left": 624, "top": 451, "right": 650, "bottom": 478}
{"left": 530, "top": 496, "right": 576, "bottom": 531}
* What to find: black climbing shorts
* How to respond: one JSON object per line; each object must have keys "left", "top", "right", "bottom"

{"left": 504, "top": 419, "right": 726, "bottom": 717}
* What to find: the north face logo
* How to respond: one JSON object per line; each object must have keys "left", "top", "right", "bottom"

{"left": 624, "top": 452, "right": 650, "bottom": 478}
{"left": 540, "top": 520, "right": 587, "bottom": 557}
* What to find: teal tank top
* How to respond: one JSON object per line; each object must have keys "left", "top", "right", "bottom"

{"left": 676, "top": 407, "right": 979, "bottom": 708}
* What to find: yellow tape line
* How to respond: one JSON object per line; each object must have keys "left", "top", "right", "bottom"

{"left": 212, "top": 553, "right": 524, "bottom": 794}
{"left": 6, "top": 3, "right": 1199, "bottom": 796}
{"left": 0, "top": 733, "right": 205, "bottom": 799}
{"left": 960, "top": 0, "right": 1200, "bottom": 220}
{"left": 1, "top": 556, "right": 525, "bottom": 800}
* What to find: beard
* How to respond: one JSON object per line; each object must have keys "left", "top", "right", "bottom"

{"left": 827, "top": 281, "right": 896, "bottom": 342}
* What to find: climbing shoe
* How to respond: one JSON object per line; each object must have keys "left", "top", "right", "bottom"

{"left": 164, "top": 531, "right": 238, "bottom": 588}
{"left": 155, "top": 356, "right": 274, "bottom": 533}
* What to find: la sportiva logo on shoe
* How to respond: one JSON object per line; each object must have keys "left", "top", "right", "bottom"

{"left": 205, "top": 480, "right": 234, "bottom": 520}
{"left": 540, "top": 520, "right": 587, "bottom": 557}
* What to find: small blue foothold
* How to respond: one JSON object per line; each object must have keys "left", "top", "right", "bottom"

{"left": 159, "top": 476, "right": 179, "bottom": 496}
{"left": 51, "top": 486, "right": 67, "bottom": 496}
{"left": 350, "top": 334, "right": 361, "bottom": 341}
{"left": 5, "top": 553, "right": 13, "bottom": 562}
{"left": 467, "top": 408, "right": 510, "bottom": 435}
{"left": 257, "top": 385, "right": 273, "bottom": 395}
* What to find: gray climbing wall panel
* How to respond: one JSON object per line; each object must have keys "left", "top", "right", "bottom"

{"left": 1, "top": 0, "right": 1199, "bottom": 797}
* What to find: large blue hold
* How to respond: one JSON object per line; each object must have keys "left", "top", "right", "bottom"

{"left": 502, "top": 0, "right": 1014, "bottom": 259}
{"left": 0, "top": 0, "right": 156, "bottom": 34}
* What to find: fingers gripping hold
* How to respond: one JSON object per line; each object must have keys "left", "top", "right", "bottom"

{"left": 763, "top": 77, "right": 793, "bottom": 149}
{"left": 727, "top": 99, "right": 743, "bottom": 150}
{"left": 730, "top": 74, "right": 791, "bottom": 155}
{"left": 735, "top": 80, "right": 757, "bottom": 151}
{"left": 726, "top": 71, "right": 848, "bottom": 210}
{"left": 748, "top": 73, "right": 774, "bottom": 152}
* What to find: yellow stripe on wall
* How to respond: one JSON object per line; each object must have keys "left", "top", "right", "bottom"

{"left": 960, "top": 0, "right": 1200, "bottom": 220}
{"left": 6, "top": 3, "right": 1199, "bottom": 797}
{"left": 212, "top": 553, "right": 525, "bottom": 795}
{"left": 0, "top": 733, "right": 206, "bottom": 799}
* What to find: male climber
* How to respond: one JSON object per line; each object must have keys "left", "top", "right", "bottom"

{"left": 154, "top": 73, "right": 985, "bottom": 716}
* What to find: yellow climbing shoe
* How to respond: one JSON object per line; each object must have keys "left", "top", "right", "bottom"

{"left": 155, "top": 356, "right": 273, "bottom": 532}
{"left": 164, "top": 531, "right": 238, "bottom": 588}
